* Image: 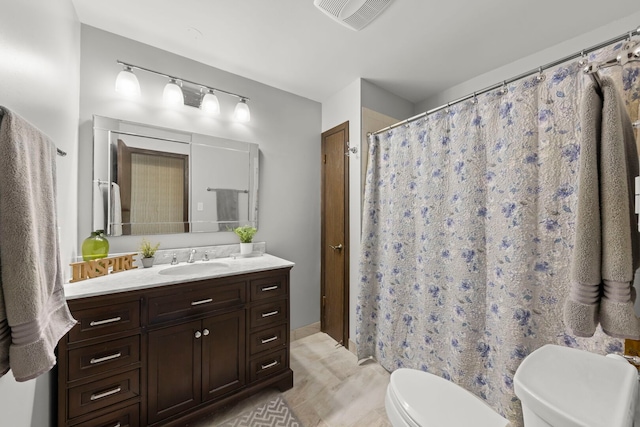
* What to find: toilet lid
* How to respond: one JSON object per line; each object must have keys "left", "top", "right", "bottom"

{"left": 514, "top": 345, "right": 638, "bottom": 427}
{"left": 389, "top": 368, "right": 509, "bottom": 427}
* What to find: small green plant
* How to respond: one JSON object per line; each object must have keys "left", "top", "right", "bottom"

{"left": 139, "top": 238, "right": 160, "bottom": 258}
{"left": 233, "top": 225, "right": 257, "bottom": 243}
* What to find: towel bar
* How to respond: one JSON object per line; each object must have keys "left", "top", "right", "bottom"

{"left": 206, "top": 187, "right": 249, "bottom": 193}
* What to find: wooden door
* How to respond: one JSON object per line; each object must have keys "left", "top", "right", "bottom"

{"left": 201, "top": 310, "right": 246, "bottom": 402}
{"left": 321, "top": 122, "right": 349, "bottom": 345}
{"left": 147, "top": 320, "right": 201, "bottom": 424}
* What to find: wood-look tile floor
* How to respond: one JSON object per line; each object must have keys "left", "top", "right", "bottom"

{"left": 187, "top": 332, "right": 392, "bottom": 427}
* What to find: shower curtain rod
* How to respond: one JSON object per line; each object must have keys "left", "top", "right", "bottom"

{"left": 372, "top": 25, "right": 640, "bottom": 136}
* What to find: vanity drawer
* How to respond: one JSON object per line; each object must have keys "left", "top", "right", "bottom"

{"left": 69, "top": 301, "right": 140, "bottom": 344}
{"left": 148, "top": 280, "right": 246, "bottom": 325}
{"left": 68, "top": 335, "right": 140, "bottom": 382}
{"left": 249, "top": 348, "right": 287, "bottom": 382}
{"left": 249, "top": 323, "right": 287, "bottom": 356}
{"left": 68, "top": 370, "right": 140, "bottom": 419}
{"left": 249, "top": 274, "right": 288, "bottom": 302}
{"left": 250, "top": 300, "right": 288, "bottom": 330}
{"left": 74, "top": 403, "right": 139, "bottom": 427}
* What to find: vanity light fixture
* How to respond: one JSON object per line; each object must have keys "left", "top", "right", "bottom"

{"left": 115, "top": 60, "right": 251, "bottom": 122}
{"left": 163, "top": 78, "right": 185, "bottom": 106}
{"left": 114, "top": 65, "right": 141, "bottom": 97}
{"left": 233, "top": 98, "right": 251, "bottom": 123}
{"left": 200, "top": 89, "right": 220, "bottom": 115}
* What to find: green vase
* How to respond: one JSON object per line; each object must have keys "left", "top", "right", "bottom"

{"left": 82, "top": 230, "right": 109, "bottom": 261}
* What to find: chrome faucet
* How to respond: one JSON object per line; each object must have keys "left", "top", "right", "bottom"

{"left": 202, "top": 250, "right": 210, "bottom": 262}
{"left": 188, "top": 249, "right": 197, "bottom": 263}
{"left": 171, "top": 253, "right": 178, "bottom": 265}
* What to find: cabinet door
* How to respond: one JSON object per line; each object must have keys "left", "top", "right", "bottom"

{"left": 147, "top": 320, "right": 202, "bottom": 424}
{"left": 201, "top": 310, "right": 246, "bottom": 401}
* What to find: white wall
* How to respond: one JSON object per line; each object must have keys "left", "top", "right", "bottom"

{"left": 362, "top": 80, "right": 415, "bottom": 121}
{"left": 0, "top": 1, "right": 80, "bottom": 426}
{"left": 416, "top": 10, "right": 640, "bottom": 113}
{"left": 78, "top": 26, "right": 322, "bottom": 330}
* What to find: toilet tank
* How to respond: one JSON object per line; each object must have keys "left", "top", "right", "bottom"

{"left": 514, "top": 344, "right": 637, "bottom": 427}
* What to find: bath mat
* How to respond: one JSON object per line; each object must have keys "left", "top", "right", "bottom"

{"left": 218, "top": 396, "right": 301, "bottom": 427}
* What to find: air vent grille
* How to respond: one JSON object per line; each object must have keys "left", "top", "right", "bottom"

{"left": 316, "top": 0, "right": 345, "bottom": 17}
{"left": 314, "top": 0, "right": 394, "bottom": 31}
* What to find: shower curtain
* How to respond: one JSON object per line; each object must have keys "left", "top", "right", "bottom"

{"left": 357, "top": 41, "right": 640, "bottom": 426}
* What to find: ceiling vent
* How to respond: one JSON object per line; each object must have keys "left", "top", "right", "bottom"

{"left": 313, "top": 0, "right": 395, "bottom": 31}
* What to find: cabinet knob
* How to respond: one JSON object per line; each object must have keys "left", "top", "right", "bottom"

{"left": 195, "top": 331, "right": 202, "bottom": 339}
{"left": 203, "top": 328, "right": 210, "bottom": 336}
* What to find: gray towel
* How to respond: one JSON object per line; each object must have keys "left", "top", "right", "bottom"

{"left": 216, "top": 189, "right": 239, "bottom": 231}
{"left": 0, "top": 107, "right": 76, "bottom": 381}
{"left": 598, "top": 77, "right": 640, "bottom": 338}
{"left": 564, "top": 77, "right": 640, "bottom": 339}
{"left": 564, "top": 80, "right": 603, "bottom": 337}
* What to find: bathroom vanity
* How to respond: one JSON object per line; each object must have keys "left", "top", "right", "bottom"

{"left": 57, "top": 254, "right": 294, "bottom": 427}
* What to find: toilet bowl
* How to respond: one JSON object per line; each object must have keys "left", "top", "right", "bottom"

{"left": 385, "top": 345, "right": 638, "bottom": 427}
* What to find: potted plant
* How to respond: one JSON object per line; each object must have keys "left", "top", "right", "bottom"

{"left": 233, "top": 225, "right": 257, "bottom": 255}
{"left": 139, "top": 238, "right": 160, "bottom": 268}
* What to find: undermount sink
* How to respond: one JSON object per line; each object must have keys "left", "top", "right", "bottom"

{"left": 158, "top": 262, "right": 230, "bottom": 276}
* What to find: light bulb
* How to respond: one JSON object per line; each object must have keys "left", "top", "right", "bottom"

{"left": 233, "top": 99, "right": 251, "bottom": 122}
{"left": 163, "top": 79, "right": 184, "bottom": 106}
{"left": 115, "top": 66, "right": 141, "bottom": 97}
{"left": 201, "top": 90, "right": 220, "bottom": 115}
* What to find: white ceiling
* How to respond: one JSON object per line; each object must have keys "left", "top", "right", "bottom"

{"left": 71, "top": 0, "right": 640, "bottom": 104}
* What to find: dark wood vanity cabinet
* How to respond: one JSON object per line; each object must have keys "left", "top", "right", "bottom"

{"left": 147, "top": 311, "right": 246, "bottom": 424}
{"left": 57, "top": 267, "right": 293, "bottom": 427}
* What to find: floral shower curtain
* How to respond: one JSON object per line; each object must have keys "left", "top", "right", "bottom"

{"left": 357, "top": 41, "right": 639, "bottom": 426}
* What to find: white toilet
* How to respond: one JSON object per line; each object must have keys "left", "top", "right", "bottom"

{"left": 385, "top": 344, "right": 639, "bottom": 427}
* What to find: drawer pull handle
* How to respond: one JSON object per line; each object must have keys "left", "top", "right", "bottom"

{"left": 112, "top": 423, "right": 121, "bottom": 427}
{"left": 261, "top": 310, "right": 279, "bottom": 318}
{"left": 195, "top": 331, "right": 202, "bottom": 339}
{"left": 261, "top": 285, "right": 279, "bottom": 292}
{"left": 203, "top": 328, "right": 210, "bottom": 336}
{"left": 90, "top": 352, "right": 122, "bottom": 365}
{"left": 191, "top": 298, "right": 213, "bottom": 306}
{"left": 89, "top": 316, "right": 121, "bottom": 327}
{"left": 90, "top": 386, "right": 122, "bottom": 401}
{"left": 261, "top": 335, "right": 278, "bottom": 344}
{"left": 261, "top": 360, "right": 279, "bottom": 370}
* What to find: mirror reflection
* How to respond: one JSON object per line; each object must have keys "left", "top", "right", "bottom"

{"left": 92, "top": 116, "right": 259, "bottom": 237}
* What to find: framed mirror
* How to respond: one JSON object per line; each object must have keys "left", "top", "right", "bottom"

{"left": 92, "top": 116, "right": 259, "bottom": 237}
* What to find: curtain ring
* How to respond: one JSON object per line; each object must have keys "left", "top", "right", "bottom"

{"left": 471, "top": 92, "right": 478, "bottom": 104}
{"left": 500, "top": 81, "right": 507, "bottom": 95}
{"left": 536, "top": 66, "right": 545, "bottom": 82}
{"left": 578, "top": 50, "right": 587, "bottom": 66}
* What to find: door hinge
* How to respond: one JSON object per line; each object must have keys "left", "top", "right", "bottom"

{"left": 323, "top": 154, "right": 327, "bottom": 164}
{"left": 322, "top": 295, "right": 326, "bottom": 307}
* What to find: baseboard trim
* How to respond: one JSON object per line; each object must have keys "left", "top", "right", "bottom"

{"left": 348, "top": 339, "right": 356, "bottom": 355}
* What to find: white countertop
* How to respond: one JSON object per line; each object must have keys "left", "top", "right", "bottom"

{"left": 64, "top": 253, "right": 295, "bottom": 300}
